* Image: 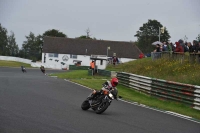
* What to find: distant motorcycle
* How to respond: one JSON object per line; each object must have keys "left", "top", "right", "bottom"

{"left": 21, "top": 66, "right": 27, "bottom": 73}
{"left": 40, "top": 66, "right": 45, "bottom": 74}
{"left": 81, "top": 87, "right": 118, "bottom": 114}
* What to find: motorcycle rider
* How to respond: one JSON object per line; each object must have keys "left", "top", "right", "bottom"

{"left": 40, "top": 65, "right": 45, "bottom": 74}
{"left": 21, "top": 66, "right": 26, "bottom": 73}
{"left": 88, "top": 77, "right": 119, "bottom": 100}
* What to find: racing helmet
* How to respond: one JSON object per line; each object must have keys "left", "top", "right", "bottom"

{"left": 111, "top": 77, "right": 118, "bottom": 87}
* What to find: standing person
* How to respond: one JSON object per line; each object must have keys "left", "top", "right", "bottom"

{"left": 187, "top": 42, "right": 194, "bottom": 53}
{"left": 170, "top": 42, "right": 175, "bottom": 51}
{"left": 153, "top": 44, "right": 161, "bottom": 59}
{"left": 174, "top": 42, "right": 184, "bottom": 53}
{"left": 162, "top": 42, "right": 167, "bottom": 51}
{"left": 90, "top": 60, "right": 95, "bottom": 75}
{"left": 153, "top": 44, "right": 161, "bottom": 52}
{"left": 179, "top": 39, "right": 188, "bottom": 52}
{"left": 112, "top": 56, "right": 118, "bottom": 65}
{"left": 193, "top": 40, "right": 199, "bottom": 53}
{"left": 166, "top": 41, "right": 172, "bottom": 52}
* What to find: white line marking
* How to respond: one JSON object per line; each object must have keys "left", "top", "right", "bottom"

{"left": 50, "top": 76, "right": 57, "bottom": 78}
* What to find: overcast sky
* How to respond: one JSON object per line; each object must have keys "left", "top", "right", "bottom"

{"left": 0, "top": 0, "right": 200, "bottom": 48}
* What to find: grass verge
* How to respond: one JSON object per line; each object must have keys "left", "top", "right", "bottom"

{"left": 0, "top": 60, "right": 31, "bottom": 67}
{"left": 50, "top": 70, "right": 109, "bottom": 79}
{"left": 52, "top": 70, "right": 200, "bottom": 120}
{"left": 106, "top": 57, "right": 200, "bottom": 85}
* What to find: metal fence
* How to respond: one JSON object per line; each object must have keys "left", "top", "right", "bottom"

{"left": 69, "top": 65, "right": 89, "bottom": 70}
{"left": 88, "top": 69, "right": 112, "bottom": 77}
{"left": 117, "top": 72, "right": 200, "bottom": 110}
{"left": 151, "top": 52, "right": 200, "bottom": 64}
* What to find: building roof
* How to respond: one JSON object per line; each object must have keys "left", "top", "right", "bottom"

{"left": 43, "top": 37, "right": 142, "bottom": 59}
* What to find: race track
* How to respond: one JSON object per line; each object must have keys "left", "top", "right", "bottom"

{"left": 0, "top": 67, "right": 199, "bottom": 133}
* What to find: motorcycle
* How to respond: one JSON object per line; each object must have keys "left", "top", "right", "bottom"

{"left": 81, "top": 87, "right": 118, "bottom": 114}
{"left": 40, "top": 67, "right": 45, "bottom": 74}
{"left": 21, "top": 66, "right": 27, "bottom": 73}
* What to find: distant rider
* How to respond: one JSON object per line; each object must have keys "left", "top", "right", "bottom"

{"left": 21, "top": 66, "right": 26, "bottom": 73}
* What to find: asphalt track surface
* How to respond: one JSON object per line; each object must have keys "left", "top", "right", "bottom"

{"left": 0, "top": 67, "right": 199, "bottom": 133}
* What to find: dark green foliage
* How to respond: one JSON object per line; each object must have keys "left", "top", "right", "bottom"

{"left": 0, "top": 24, "right": 19, "bottom": 56}
{"left": 134, "top": 19, "right": 171, "bottom": 54}
{"left": 7, "top": 31, "right": 19, "bottom": 56}
{"left": 196, "top": 34, "right": 200, "bottom": 41}
{"left": 43, "top": 29, "right": 67, "bottom": 37}
{"left": 21, "top": 32, "right": 42, "bottom": 61}
{"left": 0, "top": 24, "right": 8, "bottom": 55}
{"left": 77, "top": 35, "right": 92, "bottom": 39}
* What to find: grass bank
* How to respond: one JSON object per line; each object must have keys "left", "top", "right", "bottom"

{"left": 51, "top": 70, "right": 200, "bottom": 120}
{"left": 51, "top": 70, "right": 109, "bottom": 79}
{"left": 0, "top": 60, "right": 31, "bottom": 68}
{"left": 106, "top": 58, "right": 200, "bottom": 86}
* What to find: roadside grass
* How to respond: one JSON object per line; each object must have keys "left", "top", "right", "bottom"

{"left": 52, "top": 70, "right": 200, "bottom": 120}
{"left": 106, "top": 57, "right": 200, "bottom": 86}
{"left": 0, "top": 60, "right": 31, "bottom": 68}
{"left": 50, "top": 70, "right": 109, "bottom": 79}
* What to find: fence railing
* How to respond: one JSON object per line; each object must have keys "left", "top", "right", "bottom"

{"left": 151, "top": 52, "right": 200, "bottom": 64}
{"left": 117, "top": 72, "right": 200, "bottom": 110}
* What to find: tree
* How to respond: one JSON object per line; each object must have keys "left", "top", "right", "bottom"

{"left": 196, "top": 34, "right": 200, "bottom": 41}
{"left": 43, "top": 29, "right": 67, "bottom": 37}
{"left": 77, "top": 35, "right": 92, "bottom": 39}
{"left": 0, "top": 24, "right": 8, "bottom": 55}
{"left": 134, "top": 19, "right": 171, "bottom": 53}
{"left": 21, "top": 32, "right": 42, "bottom": 61}
{"left": 76, "top": 28, "right": 96, "bottom": 39}
{"left": 7, "top": 31, "right": 19, "bottom": 56}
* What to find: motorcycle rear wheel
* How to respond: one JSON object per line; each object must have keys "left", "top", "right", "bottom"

{"left": 95, "top": 102, "right": 109, "bottom": 114}
{"left": 81, "top": 100, "right": 90, "bottom": 110}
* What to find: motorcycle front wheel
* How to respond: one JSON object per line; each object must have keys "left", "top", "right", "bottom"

{"left": 95, "top": 102, "right": 109, "bottom": 114}
{"left": 81, "top": 100, "right": 90, "bottom": 110}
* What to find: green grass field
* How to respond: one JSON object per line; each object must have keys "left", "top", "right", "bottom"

{"left": 0, "top": 60, "right": 31, "bottom": 67}
{"left": 51, "top": 70, "right": 109, "bottom": 79}
{"left": 106, "top": 57, "right": 200, "bottom": 85}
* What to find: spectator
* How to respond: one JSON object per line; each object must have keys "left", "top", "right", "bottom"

{"left": 162, "top": 42, "right": 167, "bottom": 51}
{"left": 178, "top": 39, "right": 188, "bottom": 52}
{"left": 187, "top": 42, "right": 194, "bottom": 53}
{"left": 166, "top": 41, "right": 172, "bottom": 51}
{"left": 153, "top": 44, "right": 161, "bottom": 52}
{"left": 139, "top": 53, "right": 145, "bottom": 59}
{"left": 170, "top": 42, "right": 176, "bottom": 51}
{"left": 174, "top": 42, "right": 184, "bottom": 53}
{"left": 112, "top": 56, "right": 118, "bottom": 65}
{"left": 193, "top": 40, "right": 199, "bottom": 53}
{"left": 90, "top": 60, "right": 95, "bottom": 75}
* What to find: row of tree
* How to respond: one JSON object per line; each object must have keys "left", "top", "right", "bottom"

{"left": 0, "top": 24, "right": 67, "bottom": 61}
{"left": 134, "top": 19, "right": 200, "bottom": 54}
{"left": 0, "top": 24, "right": 19, "bottom": 56}
{"left": 0, "top": 20, "right": 199, "bottom": 61}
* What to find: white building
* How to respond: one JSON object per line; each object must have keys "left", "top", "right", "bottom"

{"left": 42, "top": 37, "right": 142, "bottom": 69}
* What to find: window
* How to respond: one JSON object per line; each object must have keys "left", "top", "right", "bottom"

{"left": 70, "top": 54, "right": 77, "bottom": 59}
{"left": 48, "top": 53, "right": 58, "bottom": 58}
